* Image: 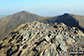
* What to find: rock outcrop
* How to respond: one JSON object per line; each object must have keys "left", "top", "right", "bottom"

{"left": 0, "top": 21, "right": 84, "bottom": 56}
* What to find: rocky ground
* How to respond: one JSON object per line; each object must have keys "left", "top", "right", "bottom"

{"left": 0, "top": 21, "right": 84, "bottom": 56}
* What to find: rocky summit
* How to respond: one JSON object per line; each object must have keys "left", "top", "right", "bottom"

{"left": 0, "top": 21, "right": 84, "bottom": 56}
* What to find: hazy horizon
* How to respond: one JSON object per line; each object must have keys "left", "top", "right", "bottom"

{"left": 0, "top": 0, "right": 84, "bottom": 16}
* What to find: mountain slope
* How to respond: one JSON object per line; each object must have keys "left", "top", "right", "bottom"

{"left": 0, "top": 11, "right": 45, "bottom": 39}
{"left": 0, "top": 11, "right": 84, "bottom": 40}
{"left": 44, "top": 13, "right": 84, "bottom": 32}
{"left": 0, "top": 21, "right": 84, "bottom": 56}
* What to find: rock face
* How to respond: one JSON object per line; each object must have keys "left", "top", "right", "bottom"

{"left": 0, "top": 21, "right": 84, "bottom": 56}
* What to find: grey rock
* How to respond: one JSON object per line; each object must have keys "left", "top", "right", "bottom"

{"left": 0, "top": 21, "right": 84, "bottom": 56}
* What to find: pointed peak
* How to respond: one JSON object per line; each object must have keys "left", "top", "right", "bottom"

{"left": 18, "top": 10, "right": 32, "bottom": 14}
{"left": 62, "top": 13, "right": 82, "bottom": 16}
{"left": 61, "top": 13, "right": 73, "bottom": 17}
{"left": 20, "top": 10, "right": 28, "bottom": 13}
{"left": 63, "top": 13, "right": 73, "bottom": 16}
{"left": 63, "top": 13, "right": 70, "bottom": 15}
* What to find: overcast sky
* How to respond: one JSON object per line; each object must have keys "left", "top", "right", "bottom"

{"left": 0, "top": 0, "right": 84, "bottom": 16}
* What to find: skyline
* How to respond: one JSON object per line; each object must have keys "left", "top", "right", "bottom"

{"left": 0, "top": 0, "right": 84, "bottom": 16}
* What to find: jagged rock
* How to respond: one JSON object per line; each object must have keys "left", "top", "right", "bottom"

{"left": 66, "top": 37, "right": 75, "bottom": 45}
{"left": 0, "top": 21, "right": 84, "bottom": 56}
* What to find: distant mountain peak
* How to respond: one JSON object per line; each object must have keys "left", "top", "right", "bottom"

{"left": 20, "top": 10, "right": 28, "bottom": 13}
{"left": 63, "top": 13, "right": 73, "bottom": 16}
{"left": 64, "top": 13, "right": 70, "bottom": 15}
{"left": 16, "top": 10, "right": 33, "bottom": 15}
{"left": 63, "top": 13, "right": 83, "bottom": 17}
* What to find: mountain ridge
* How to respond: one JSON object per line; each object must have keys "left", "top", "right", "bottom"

{"left": 0, "top": 11, "right": 45, "bottom": 39}
{"left": 44, "top": 13, "right": 84, "bottom": 32}
{"left": 0, "top": 11, "right": 84, "bottom": 40}
{"left": 0, "top": 21, "right": 84, "bottom": 56}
